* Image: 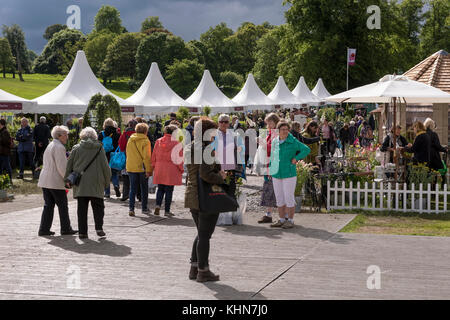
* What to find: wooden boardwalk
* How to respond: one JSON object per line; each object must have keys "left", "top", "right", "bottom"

{"left": 0, "top": 192, "right": 449, "bottom": 300}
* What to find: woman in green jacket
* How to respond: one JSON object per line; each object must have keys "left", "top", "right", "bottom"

{"left": 269, "top": 121, "right": 310, "bottom": 229}
{"left": 65, "top": 127, "right": 111, "bottom": 239}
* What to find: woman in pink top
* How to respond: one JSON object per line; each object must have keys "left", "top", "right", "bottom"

{"left": 151, "top": 125, "right": 184, "bottom": 217}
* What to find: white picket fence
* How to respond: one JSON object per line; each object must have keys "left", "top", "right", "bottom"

{"left": 327, "top": 181, "right": 450, "bottom": 213}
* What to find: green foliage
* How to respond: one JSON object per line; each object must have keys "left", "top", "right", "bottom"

{"left": 43, "top": 24, "right": 68, "bottom": 40}
{"left": 2, "top": 24, "right": 30, "bottom": 77}
{"left": 408, "top": 163, "right": 442, "bottom": 189}
{"left": 83, "top": 94, "right": 122, "bottom": 132}
{"left": 0, "top": 37, "right": 15, "bottom": 77}
{"left": 419, "top": 0, "right": 450, "bottom": 57}
{"left": 0, "top": 174, "right": 11, "bottom": 190}
{"left": 252, "top": 25, "right": 286, "bottom": 94}
{"left": 217, "top": 71, "right": 244, "bottom": 98}
{"left": 177, "top": 107, "right": 190, "bottom": 124}
{"left": 295, "top": 161, "right": 313, "bottom": 196}
{"left": 203, "top": 106, "right": 212, "bottom": 117}
{"left": 84, "top": 30, "right": 118, "bottom": 76}
{"left": 141, "top": 16, "right": 164, "bottom": 32}
{"left": 166, "top": 58, "right": 204, "bottom": 99}
{"left": 103, "top": 32, "right": 143, "bottom": 79}
{"left": 94, "top": 5, "right": 124, "bottom": 34}
{"left": 135, "top": 32, "right": 190, "bottom": 80}
{"left": 33, "top": 29, "right": 86, "bottom": 74}
{"left": 317, "top": 107, "right": 336, "bottom": 122}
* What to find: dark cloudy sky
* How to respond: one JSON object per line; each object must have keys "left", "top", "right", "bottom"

{"left": 0, "top": 0, "right": 287, "bottom": 54}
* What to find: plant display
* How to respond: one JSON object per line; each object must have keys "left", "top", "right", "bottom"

{"left": 408, "top": 163, "right": 442, "bottom": 190}
{"left": 295, "top": 160, "right": 313, "bottom": 196}
{"left": 0, "top": 174, "right": 11, "bottom": 190}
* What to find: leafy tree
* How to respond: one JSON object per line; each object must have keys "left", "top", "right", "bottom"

{"left": 27, "top": 49, "right": 38, "bottom": 67}
{"left": 199, "top": 23, "right": 234, "bottom": 79}
{"left": 141, "top": 16, "right": 164, "bottom": 32}
{"left": 420, "top": 0, "right": 450, "bottom": 57}
{"left": 217, "top": 71, "right": 244, "bottom": 98}
{"left": 2, "top": 24, "right": 29, "bottom": 81}
{"left": 43, "top": 24, "right": 68, "bottom": 40}
{"left": 186, "top": 40, "right": 207, "bottom": 65}
{"left": 103, "top": 32, "right": 143, "bottom": 79}
{"left": 135, "top": 32, "right": 190, "bottom": 80}
{"left": 166, "top": 58, "right": 204, "bottom": 99}
{"left": 33, "top": 29, "right": 86, "bottom": 74}
{"left": 223, "top": 22, "right": 270, "bottom": 77}
{"left": 252, "top": 25, "right": 286, "bottom": 93}
{"left": 94, "top": 5, "right": 124, "bottom": 34}
{"left": 85, "top": 30, "right": 118, "bottom": 76}
{"left": 0, "top": 38, "right": 15, "bottom": 78}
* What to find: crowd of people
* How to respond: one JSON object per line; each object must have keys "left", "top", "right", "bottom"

{"left": 1, "top": 107, "right": 449, "bottom": 283}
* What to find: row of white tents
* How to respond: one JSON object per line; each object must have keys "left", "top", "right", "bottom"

{"left": 0, "top": 50, "right": 335, "bottom": 116}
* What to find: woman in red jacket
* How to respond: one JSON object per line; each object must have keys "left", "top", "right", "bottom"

{"left": 151, "top": 125, "right": 184, "bottom": 217}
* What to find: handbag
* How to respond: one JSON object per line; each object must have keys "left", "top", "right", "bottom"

{"left": 65, "top": 146, "right": 102, "bottom": 188}
{"left": 197, "top": 172, "right": 238, "bottom": 214}
{"left": 109, "top": 146, "right": 126, "bottom": 170}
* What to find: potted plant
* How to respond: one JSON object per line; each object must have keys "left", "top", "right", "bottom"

{"left": 295, "top": 161, "right": 313, "bottom": 213}
{"left": 408, "top": 164, "right": 442, "bottom": 210}
{"left": 0, "top": 174, "right": 11, "bottom": 201}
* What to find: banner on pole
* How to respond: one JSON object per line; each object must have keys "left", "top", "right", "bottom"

{"left": 348, "top": 48, "right": 357, "bottom": 66}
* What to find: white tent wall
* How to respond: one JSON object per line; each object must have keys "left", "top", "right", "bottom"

{"left": 292, "top": 76, "right": 322, "bottom": 106}
{"left": 232, "top": 73, "right": 275, "bottom": 111}
{"left": 0, "top": 89, "right": 37, "bottom": 114}
{"left": 32, "top": 51, "right": 140, "bottom": 115}
{"left": 127, "top": 62, "right": 195, "bottom": 115}
{"left": 268, "top": 76, "right": 306, "bottom": 108}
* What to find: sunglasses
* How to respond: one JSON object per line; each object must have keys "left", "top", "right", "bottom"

{"left": 219, "top": 121, "right": 229, "bottom": 124}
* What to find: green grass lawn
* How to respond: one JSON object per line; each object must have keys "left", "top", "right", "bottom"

{"left": 0, "top": 73, "right": 134, "bottom": 100}
{"left": 340, "top": 210, "right": 450, "bottom": 237}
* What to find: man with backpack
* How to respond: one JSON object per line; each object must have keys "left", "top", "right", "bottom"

{"left": 0, "top": 119, "right": 13, "bottom": 184}
{"left": 99, "top": 118, "right": 120, "bottom": 198}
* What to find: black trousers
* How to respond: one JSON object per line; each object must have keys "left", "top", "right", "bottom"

{"left": 35, "top": 144, "right": 47, "bottom": 167}
{"left": 190, "top": 209, "right": 220, "bottom": 270}
{"left": 39, "top": 188, "right": 72, "bottom": 233}
{"left": 77, "top": 197, "right": 105, "bottom": 235}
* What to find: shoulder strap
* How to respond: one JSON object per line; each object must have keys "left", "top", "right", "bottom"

{"left": 131, "top": 139, "right": 144, "bottom": 162}
{"left": 81, "top": 146, "right": 103, "bottom": 174}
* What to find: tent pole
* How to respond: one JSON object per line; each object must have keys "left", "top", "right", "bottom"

{"left": 346, "top": 47, "right": 349, "bottom": 91}
{"left": 393, "top": 97, "right": 398, "bottom": 181}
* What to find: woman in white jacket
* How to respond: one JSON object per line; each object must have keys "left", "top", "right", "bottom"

{"left": 37, "top": 126, "right": 77, "bottom": 236}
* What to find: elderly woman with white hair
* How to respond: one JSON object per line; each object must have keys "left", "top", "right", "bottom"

{"left": 38, "top": 126, "right": 77, "bottom": 237}
{"left": 424, "top": 118, "right": 448, "bottom": 171}
{"left": 65, "top": 127, "right": 111, "bottom": 239}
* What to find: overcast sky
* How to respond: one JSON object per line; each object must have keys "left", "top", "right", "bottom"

{"left": 0, "top": 0, "right": 287, "bottom": 54}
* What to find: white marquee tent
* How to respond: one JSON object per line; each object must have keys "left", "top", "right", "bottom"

{"left": 127, "top": 62, "right": 195, "bottom": 115}
{"left": 0, "top": 89, "right": 36, "bottom": 114}
{"left": 292, "top": 76, "right": 322, "bottom": 106}
{"left": 312, "top": 78, "right": 336, "bottom": 105}
{"left": 32, "top": 51, "right": 139, "bottom": 115}
{"left": 187, "top": 70, "right": 239, "bottom": 114}
{"left": 232, "top": 73, "right": 275, "bottom": 111}
{"left": 268, "top": 76, "right": 305, "bottom": 107}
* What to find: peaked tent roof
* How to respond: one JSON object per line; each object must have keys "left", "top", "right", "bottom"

{"left": 268, "top": 76, "right": 303, "bottom": 106}
{"left": 187, "top": 70, "right": 238, "bottom": 114}
{"left": 0, "top": 89, "right": 36, "bottom": 114}
{"left": 232, "top": 73, "right": 275, "bottom": 111}
{"left": 403, "top": 50, "right": 450, "bottom": 94}
{"left": 312, "top": 78, "right": 336, "bottom": 105}
{"left": 33, "top": 51, "right": 138, "bottom": 114}
{"left": 127, "top": 62, "right": 194, "bottom": 115}
{"left": 292, "top": 76, "right": 322, "bottom": 106}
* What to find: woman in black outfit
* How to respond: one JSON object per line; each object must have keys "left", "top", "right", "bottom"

{"left": 424, "top": 118, "right": 448, "bottom": 171}
{"left": 402, "top": 121, "right": 431, "bottom": 166}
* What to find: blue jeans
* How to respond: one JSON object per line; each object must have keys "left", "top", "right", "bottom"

{"left": 105, "top": 169, "right": 119, "bottom": 196}
{"left": 18, "top": 151, "right": 35, "bottom": 175}
{"left": 0, "top": 155, "right": 12, "bottom": 182}
{"left": 129, "top": 172, "right": 148, "bottom": 212}
{"left": 156, "top": 184, "right": 174, "bottom": 213}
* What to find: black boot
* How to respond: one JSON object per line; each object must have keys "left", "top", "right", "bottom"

{"left": 121, "top": 175, "right": 129, "bottom": 201}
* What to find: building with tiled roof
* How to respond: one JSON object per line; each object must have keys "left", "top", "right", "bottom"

{"left": 403, "top": 50, "right": 450, "bottom": 145}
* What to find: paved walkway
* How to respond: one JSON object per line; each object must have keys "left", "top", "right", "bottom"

{"left": 0, "top": 184, "right": 449, "bottom": 300}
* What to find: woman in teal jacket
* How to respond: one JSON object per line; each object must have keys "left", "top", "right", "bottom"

{"left": 269, "top": 121, "right": 310, "bottom": 229}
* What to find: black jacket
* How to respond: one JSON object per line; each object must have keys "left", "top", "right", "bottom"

{"left": 33, "top": 123, "right": 51, "bottom": 145}
{"left": 0, "top": 127, "right": 12, "bottom": 156}
{"left": 427, "top": 129, "right": 447, "bottom": 171}
{"left": 291, "top": 130, "right": 320, "bottom": 145}
{"left": 404, "top": 132, "right": 431, "bottom": 166}
{"left": 381, "top": 134, "right": 408, "bottom": 163}
{"left": 339, "top": 128, "right": 350, "bottom": 143}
